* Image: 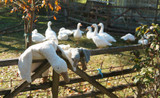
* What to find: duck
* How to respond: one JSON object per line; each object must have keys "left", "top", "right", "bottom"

{"left": 73, "top": 23, "right": 83, "bottom": 39}
{"left": 58, "top": 27, "right": 73, "bottom": 36}
{"left": 98, "top": 23, "right": 116, "bottom": 43}
{"left": 91, "top": 24, "right": 112, "bottom": 48}
{"left": 121, "top": 33, "right": 136, "bottom": 41}
{"left": 32, "top": 29, "right": 46, "bottom": 43}
{"left": 138, "top": 38, "right": 148, "bottom": 45}
{"left": 45, "top": 21, "right": 58, "bottom": 44}
{"left": 86, "top": 26, "right": 94, "bottom": 39}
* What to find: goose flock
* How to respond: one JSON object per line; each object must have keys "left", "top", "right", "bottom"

{"left": 32, "top": 21, "right": 149, "bottom": 48}
{"left": 19, "top": 21, "right": 150, "bottom": 82}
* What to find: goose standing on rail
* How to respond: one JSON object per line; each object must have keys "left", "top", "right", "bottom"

{"left": 86, "top": 26, "right": 94, "bottom": 39}
{"left": 45, "top": 21, "right": 58, "bottom": 44}
{"left": 32, "top": 29, "right": 46, "bottom": 43}
{"left": 98, "top": 23, "right": 116, "bottom": 43}
{"left": 91, "top": 24, "right": 112, "bottom": 48}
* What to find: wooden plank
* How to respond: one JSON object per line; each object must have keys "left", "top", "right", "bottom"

{"left": 0, "top": 68, "right": 136, "bottom": 95}
{"left": 0, "top": 58, "right": 45, "bottom": 67}
{"left": 90, "top": 44, "right": 144, "bottom": 55}
{"left": 52, "top": 70, "right": 59, "bottom": 98}
{"left": 0, "top": 44, "right": 144, "bottom": 67}
{"left": 70, "top": 67, "right": 118, "bottom": 98}
{"left": 3, "top": 60, "right": 49, "bottom": 98}
{"left": 63, "top": 83, "right": 136, "bottom": 98}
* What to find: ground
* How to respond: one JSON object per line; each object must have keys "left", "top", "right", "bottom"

{"left": 0, "top": 7, "right": 138, "bottom": 97}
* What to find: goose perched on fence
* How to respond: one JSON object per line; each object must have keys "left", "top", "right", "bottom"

{"left": 18, "top": 40, "right": 76, "bottom": 83}
{"left": 91, "top": 24, "right": 112, "bottom": 48}
{"left": 86, "top": 26, "right": 94, "bottom": 39}
{"left": 98, "top": 23, "right": 116, "bottom": 43}
{"left": 32, "top": 29, "right": 46, "bottom": 43}
{"left": 121, "top": 33, "right": 136, "bottom": 42}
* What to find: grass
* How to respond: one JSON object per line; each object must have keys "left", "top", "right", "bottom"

{"left": 0, "top": 7, "right": 139, "bottom": 97}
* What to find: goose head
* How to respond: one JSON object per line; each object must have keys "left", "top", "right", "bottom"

{"left": 86, "top": 26, "right": 92, "bottom": 31}
{"left": 32, "top": 29, "right": 38, "bottom": 33}
{"left": 91, "top": 24, "right": 98, "bottom": 35}
{"left": 48, "top": 21, "right": 52, "bottom": 26}
{"left": 77, "top": 23, "right": 82, "bottom": 29}
{"left": 59, "top": 27, "right": 65, "bottom": 31}
{"left": 98, "top": 23, "right": 104, "bottom": 27}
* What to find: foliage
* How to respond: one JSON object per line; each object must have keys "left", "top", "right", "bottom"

{"left": 4, "top": 0, "right": 61, "bottom": 47}
{"left": 132, "top": 23, "right": 160, "bottom": 97}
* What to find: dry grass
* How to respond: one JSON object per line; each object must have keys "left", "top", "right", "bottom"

{"left": 0, "top": 8, "right": 139, "bottom": 97}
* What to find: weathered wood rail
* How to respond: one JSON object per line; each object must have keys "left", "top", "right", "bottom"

{"left": 0, "top": 44, "right": 144, "bottom": 97}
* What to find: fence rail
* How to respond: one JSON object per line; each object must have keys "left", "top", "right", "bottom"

{"left": 0, "top": 44, "right": 144, "bottom": 97}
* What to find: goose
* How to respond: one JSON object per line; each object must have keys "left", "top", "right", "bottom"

{"left": 98, "top": 23, "right": 116, "bottom": 43}
{"left": 91, "top": 24, "right": 112, "bottom": 48}
{"left": 18, "top": 40, "right": 76, "bottom": 83}
{"left": 86, "top": 26, "right": 94, "bottom": 39}
{"left": 58, "top": 27, "right": 73, "bottom": 36}
{"left": 45, "top": 21, "right": 58, "bottom": 44}
{"left": 121, "top": 33, "right": 136, "bottom": 41}
{"left": 32, "top": 29, "right": 46, "bottom": 43}
{"left": 138, "top": 38, "right": 148, "bottom": 45}
{"left": 45, "top": 21, "right": 57, "bottom": 39}
{"left": 58, "top": 33, "right": 68, "bottom": 40}
{"left": 73, "top": 23, "right": 83, "bottom": 39}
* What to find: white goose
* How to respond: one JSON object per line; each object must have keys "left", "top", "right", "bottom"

{"left": 58, "top": 28, "right": 68, "bottom": 40}
{"left": 138, "top": 38, "right": 148, "bottom": 45}
{"left": 59, "top": 27, "right": 73, "bottom": 36}
{"left": 73, "top": 23, "right": 83, "bottom": 39}
{"left": 91, "top": 24, "right": 112, "bottom": 48}
{"left": 121, "top": 33, "right": 136, "bottom": 41}
{"left": 45, "top": 21, "right": 58, "bottom": 44}
{"left": 98, "top": 23, "right": 116, "bottom": 43}
{"left": 32, "top": 29, "right": 46, "bottom": 43}
{"left": 86, "top": 26, "right": 94, "bottom": 39}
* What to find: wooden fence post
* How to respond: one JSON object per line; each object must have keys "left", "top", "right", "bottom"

{"left": 52, "top": 70, "right": 59, "bottom": 98}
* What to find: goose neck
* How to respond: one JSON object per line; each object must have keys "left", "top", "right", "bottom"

{"left": 48, "top": 24, "right": 52, "bottom": 29}
{"left": 99, "top": 25, "right": 104, "bottom": 33}
{"left": 93, "top": 26, "right": 98, "bottom": 36}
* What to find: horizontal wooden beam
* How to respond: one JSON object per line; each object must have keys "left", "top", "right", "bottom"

{"left": 63, "top": 83, "right": 136, "bottom": 98}
{"left": 90, "top": 44, "right": 144, "bottom": 55}
{"left": 0, "top": 44, "right": 144, "bottom": 67}
{"left": 0, "top": 68, "right": 136, "bottom": 95}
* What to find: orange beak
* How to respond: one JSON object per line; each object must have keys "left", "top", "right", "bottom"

{"left": 61, "top": 72, "right": 70, "bottom": 83}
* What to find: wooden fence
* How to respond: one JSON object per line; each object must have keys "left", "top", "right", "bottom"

{"left": 60, "top": 0, "right": 160, "bottom": 34}
{"left": 0, "top": 44, "right": 145, "bottom": 97}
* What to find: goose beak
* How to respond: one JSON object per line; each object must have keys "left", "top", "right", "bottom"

{"left": 61, "top": 72, "right": 70, "bottom": 83}
{"left": 91, "top": 25, "right": 93, "bottom": 28}
{"left": 80, "top": 24, "right": 82, "bottom": 26}
{"left": 85, "top": 28, "right": 88, "bottom": 31}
